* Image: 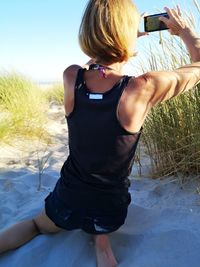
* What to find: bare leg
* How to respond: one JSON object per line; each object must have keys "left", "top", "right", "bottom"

{"left": 0, "top": 219, "right": 40, "bottom": 254}
{"left": 0, "top": 209, "right": 61, "bottom": 254}
{"left": 94, "top": 234, "right": 118, "bottom": 267}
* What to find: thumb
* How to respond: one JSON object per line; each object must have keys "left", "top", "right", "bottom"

{"left": 159, "top": 16, "right": 169, "bottom": 26}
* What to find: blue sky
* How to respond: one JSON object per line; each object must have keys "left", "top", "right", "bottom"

{"left": 0, "top": 0, "right": 196, "bottom": 82}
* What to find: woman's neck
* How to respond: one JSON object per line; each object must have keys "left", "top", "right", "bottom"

{"left": 96, "top": 62, "right": 124, "bottom": 71}
{"left": 91, "top": 62, "right": 125, "bottom": 76}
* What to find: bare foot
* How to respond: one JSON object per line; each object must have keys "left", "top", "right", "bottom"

{"left": 94, "top": 234, "right": 118, "bottom": 267}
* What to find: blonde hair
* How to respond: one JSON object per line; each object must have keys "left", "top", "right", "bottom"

{"left": 79, "top": 0, "right": 139, "bottom": 64}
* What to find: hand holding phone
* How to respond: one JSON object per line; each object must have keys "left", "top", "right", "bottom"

{"left": 144, "top": 12, "right": 169, "bottom": 32}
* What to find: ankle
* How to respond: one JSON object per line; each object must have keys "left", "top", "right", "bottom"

{"left": 95, "top": 234, "right": 110, "bottom": 251}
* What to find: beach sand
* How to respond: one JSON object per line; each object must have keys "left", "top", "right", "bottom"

{"left": 0, "top": 102, "right": 200, "bottom": 267}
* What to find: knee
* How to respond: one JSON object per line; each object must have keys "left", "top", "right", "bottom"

{"left": 32, "top": 218, "right": 51, "bottom": 235}
{"left": 32, "top": 212, "right": 61, "bottom": 235}
{"left": 32, "top": 218, "right": 42, "bottom": 234}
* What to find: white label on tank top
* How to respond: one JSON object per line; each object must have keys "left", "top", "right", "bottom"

{"left": 89, "top": 93, "right": 103, "bottom": 100}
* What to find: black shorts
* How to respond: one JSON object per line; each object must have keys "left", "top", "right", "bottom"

{"left": 44, "top": 183, "right": 131, "bottom": 235}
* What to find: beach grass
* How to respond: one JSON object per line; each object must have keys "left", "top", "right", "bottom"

{"left": 0, "top": 73, "right": 50, "bottom": 143}
{"left": 43, "top": 83, "right": 64, "bottom": 104}
{"left": 143, "top": 86, "right": 200, "bottom": 180}
{"left": 139, "top": 2, "right": 200, "bottom": 181}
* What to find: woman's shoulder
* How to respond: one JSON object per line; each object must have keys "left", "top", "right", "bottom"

{"left": 63, "top": 64, "right": 81, "bottom": 81}
{"left": 126, "top": 73, "right": 149, "bottom": 95}
{"left": 63, "top": 64, "right": 82, "bottom": 91}
{"left": 123, "top": 72, "right": 155, "bottom": 110}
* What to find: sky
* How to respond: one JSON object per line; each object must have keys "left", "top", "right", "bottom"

{"left": 0, "top": 0, "right": 197, "bottom": 82}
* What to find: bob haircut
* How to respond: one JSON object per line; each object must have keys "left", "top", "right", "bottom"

{"left": 79, "top": 0, "right": 139, "bottom": 64}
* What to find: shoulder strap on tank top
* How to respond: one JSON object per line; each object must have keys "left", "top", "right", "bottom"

{"left": 118, "top": 75, "right": 132, "bottom": 98}
{"left": 74, "top": 68, "right": 86, "bottom": 90}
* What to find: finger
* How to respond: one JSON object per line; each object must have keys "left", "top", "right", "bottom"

{"left": 176, "top": 5, "right": 182, "bottom": 16}
{"left": 137, "top": 31, "right": 149, "bottom": 37}
{"left": 170, "top": 8, "right": 179, "bottom": 17}
{"left": 159, "top": 16, "right": 169, "bottom": 25}
{"left": 140, "top": 32, "right": 149, "bottom": 36}
{"left": 171, "top": 6, "right": 182, "bottom": 18}
{"left": 164, "top": 7, "right": 176, "bottom": 18}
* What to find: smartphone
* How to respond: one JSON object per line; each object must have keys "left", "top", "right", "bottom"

{"left": 144, "top": 12, "right": 169, "bottom": 32}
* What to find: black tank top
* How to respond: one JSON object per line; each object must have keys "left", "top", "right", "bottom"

{"left": 61, "top": 68, "right": 142, "bottom": 193}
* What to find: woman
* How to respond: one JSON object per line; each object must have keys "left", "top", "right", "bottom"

{"left": 0, "top": 1, "right": 199, "bottom": 267}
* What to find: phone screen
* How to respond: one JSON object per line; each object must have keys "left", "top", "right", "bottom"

{"left": 144, "top": 12, "right": 169, "bottom": 32}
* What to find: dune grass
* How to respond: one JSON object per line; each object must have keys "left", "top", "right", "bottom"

{"left": 138, "top": 1, "right": 200, "bottom": 181}
{"left": 0, "top": 72, "right": 64, "bottom": 145}
{"left": 143, "top": 86, "right": 200, "bottom": 180}
{"left": 43, "top": 83, "right": 64, "bottom": 104}
{"left": 0, "top": 73, "right": 50, "bottom": 143}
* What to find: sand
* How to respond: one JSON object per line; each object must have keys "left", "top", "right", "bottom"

{"left": 0, "top": 102, "right": 200, "bottom": 267}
